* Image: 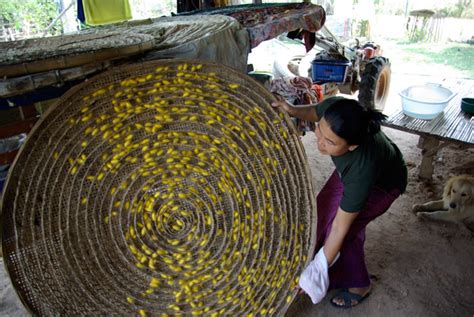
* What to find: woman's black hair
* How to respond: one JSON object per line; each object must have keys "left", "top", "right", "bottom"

{"left": 323, "top": 98, "right": 387, "bottom": 145}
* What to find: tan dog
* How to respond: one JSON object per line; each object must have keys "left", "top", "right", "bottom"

{"left": 413, "top": 175, "right": 474, "bottom": 227}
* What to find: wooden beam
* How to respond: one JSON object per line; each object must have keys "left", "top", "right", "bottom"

{"left": 416, "top": 136, "right": 448, "bottom": 181}
{"left": 0, "top": 117, "right": 38, "bottom": 139}
{"left": 0, "top": 149, "right": 19, "bottom": 165}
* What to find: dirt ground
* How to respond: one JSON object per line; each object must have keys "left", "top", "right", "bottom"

{"left": 1, "top": 73, "right": 473, "bottom": 316}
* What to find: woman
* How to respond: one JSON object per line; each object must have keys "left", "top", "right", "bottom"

{"left": 272, "top": 96, "right": 407, "bottom": 308}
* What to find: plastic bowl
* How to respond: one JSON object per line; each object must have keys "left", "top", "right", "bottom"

{"left": 461, "top": 97, "right": 474, "bottom": 115}
{"left": 248, "top": 71, "right": 273, "bottom": 89}
{"left": 399, "top": 83, "right": 456, "bottom": 120}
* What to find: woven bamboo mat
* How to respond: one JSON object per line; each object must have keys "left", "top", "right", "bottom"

{"left": 0, "top": 33, "right": 154, "bottom": 78}
{"left": 1, "top": 59, "right": 316, "bottom": 316}
{"left": 81, "top": 15, "right": 241, "bottom": 49}
{"left": 72, "top": 15, "right": 250, "bottom": 72}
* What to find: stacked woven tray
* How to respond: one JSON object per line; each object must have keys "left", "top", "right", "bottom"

{"left": 0, "top": 32, "right": 154, "bottom": 78}
{"left": 1, "top": 59, "right": 316, "bottom": 316}
{"left": 0, "top": 32, "right": 154, "bottom": 102}
{"left": 0, "top": 15, "right": 249, "bottom": 99}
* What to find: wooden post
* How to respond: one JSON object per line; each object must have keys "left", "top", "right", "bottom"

{"left": 417, "top": 136, "right": 437, "bottom": 180}
{"left": 417, "top": 136, "right": 447, "bottom": 181}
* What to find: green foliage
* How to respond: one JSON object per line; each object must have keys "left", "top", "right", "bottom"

{"left": 0, "top": 1, "right": 20, "bottom": 27}
{"left": 440, "top": 0, "right": 474, "bottom": 18}
{"left": 395, "top": 42, "right": 474, "bottom": 78}
{"left": 407, "top": 16, "right": 430, "bottom": 43}
{"left": 0, "top": 0, "right": 61, "bottom": 36}
{"left": 357, "top": 20, "right": 370, "bottom": 37}
{"left": 455, "top": 0, "right": 472, "bottom": 18}
{"left": 374, "top": 0, "right": 474, "bottom": 18}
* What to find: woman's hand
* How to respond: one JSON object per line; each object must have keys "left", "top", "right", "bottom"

{"left": 297, "top": 248, "right": 330, "bottom": 304}
{"left": 271, "top": 96, "right": 319, "bottom": 122}
{"left": 295, "top": 284, "right": 306, "bottom": 295}
{"left": 271, "top": 99, "right": 294, "bottom": 114}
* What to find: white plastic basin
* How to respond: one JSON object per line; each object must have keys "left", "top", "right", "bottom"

{"left": 399, "top": 83, "right": 456, "bottom": 120}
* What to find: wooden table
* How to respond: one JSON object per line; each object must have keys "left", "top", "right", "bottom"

{"left": 382, "top": 79, "right": 473, "bottom": 180}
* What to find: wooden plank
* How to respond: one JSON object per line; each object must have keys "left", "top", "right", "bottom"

{"left": 0, "top": 61, "right": 112, "bottom": 98}
{"left": 0, "top": 149, "right": 18, "bottom": 165}
{"left": 383, "top": 119, "right": 470, "bottom": 146}
{"left": 0, "top": 103, "right": 38, "bottom": 122}
{"left": 20, "top": 104, "right": 38, "bottom": 119}
{"left": 0, "top": 118, "right": 38, "bottom": 139}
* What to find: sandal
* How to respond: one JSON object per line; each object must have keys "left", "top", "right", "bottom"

{"left": 330, "top": 289, "right": 371, "bottom": 309}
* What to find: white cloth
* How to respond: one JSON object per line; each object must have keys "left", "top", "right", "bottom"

{"left": 298, "top": 248, "right": 338, "bottom": 304}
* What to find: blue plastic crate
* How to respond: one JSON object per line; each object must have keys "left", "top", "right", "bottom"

{"left": 311, "top": 59, "right": 350, "bottom": 83}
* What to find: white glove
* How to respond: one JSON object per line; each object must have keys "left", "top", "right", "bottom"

{"left": 298, "top": 248, "right": 339, "bottom": 304}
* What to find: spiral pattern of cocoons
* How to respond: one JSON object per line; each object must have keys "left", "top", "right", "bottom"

{"left": 1, "top": 59, "right": 316, "bottom": 316}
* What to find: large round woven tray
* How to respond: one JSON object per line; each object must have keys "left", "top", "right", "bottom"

{"left": 0, "top": 32, "right": 154, "bottom": 78}
{"left": 1, "top": 59, "right": 316, "bottom": 316}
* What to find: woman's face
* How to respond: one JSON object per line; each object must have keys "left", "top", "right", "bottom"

{"left": 315, "top": 118, "right": 357, "bottom": 156}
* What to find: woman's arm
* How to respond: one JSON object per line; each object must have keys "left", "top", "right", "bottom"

{"left": 323, "top": 207, "right": 359, "bottom": 265}
{"left": 271, "top": 99, "right": 320, "bottom": 122}
{"left": 297, "top": 206, "right": 358, "bottom": 302}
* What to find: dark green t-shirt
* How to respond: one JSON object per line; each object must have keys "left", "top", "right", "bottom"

{"left": 315, "top": 97, "right": 408, "bottom": 212}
